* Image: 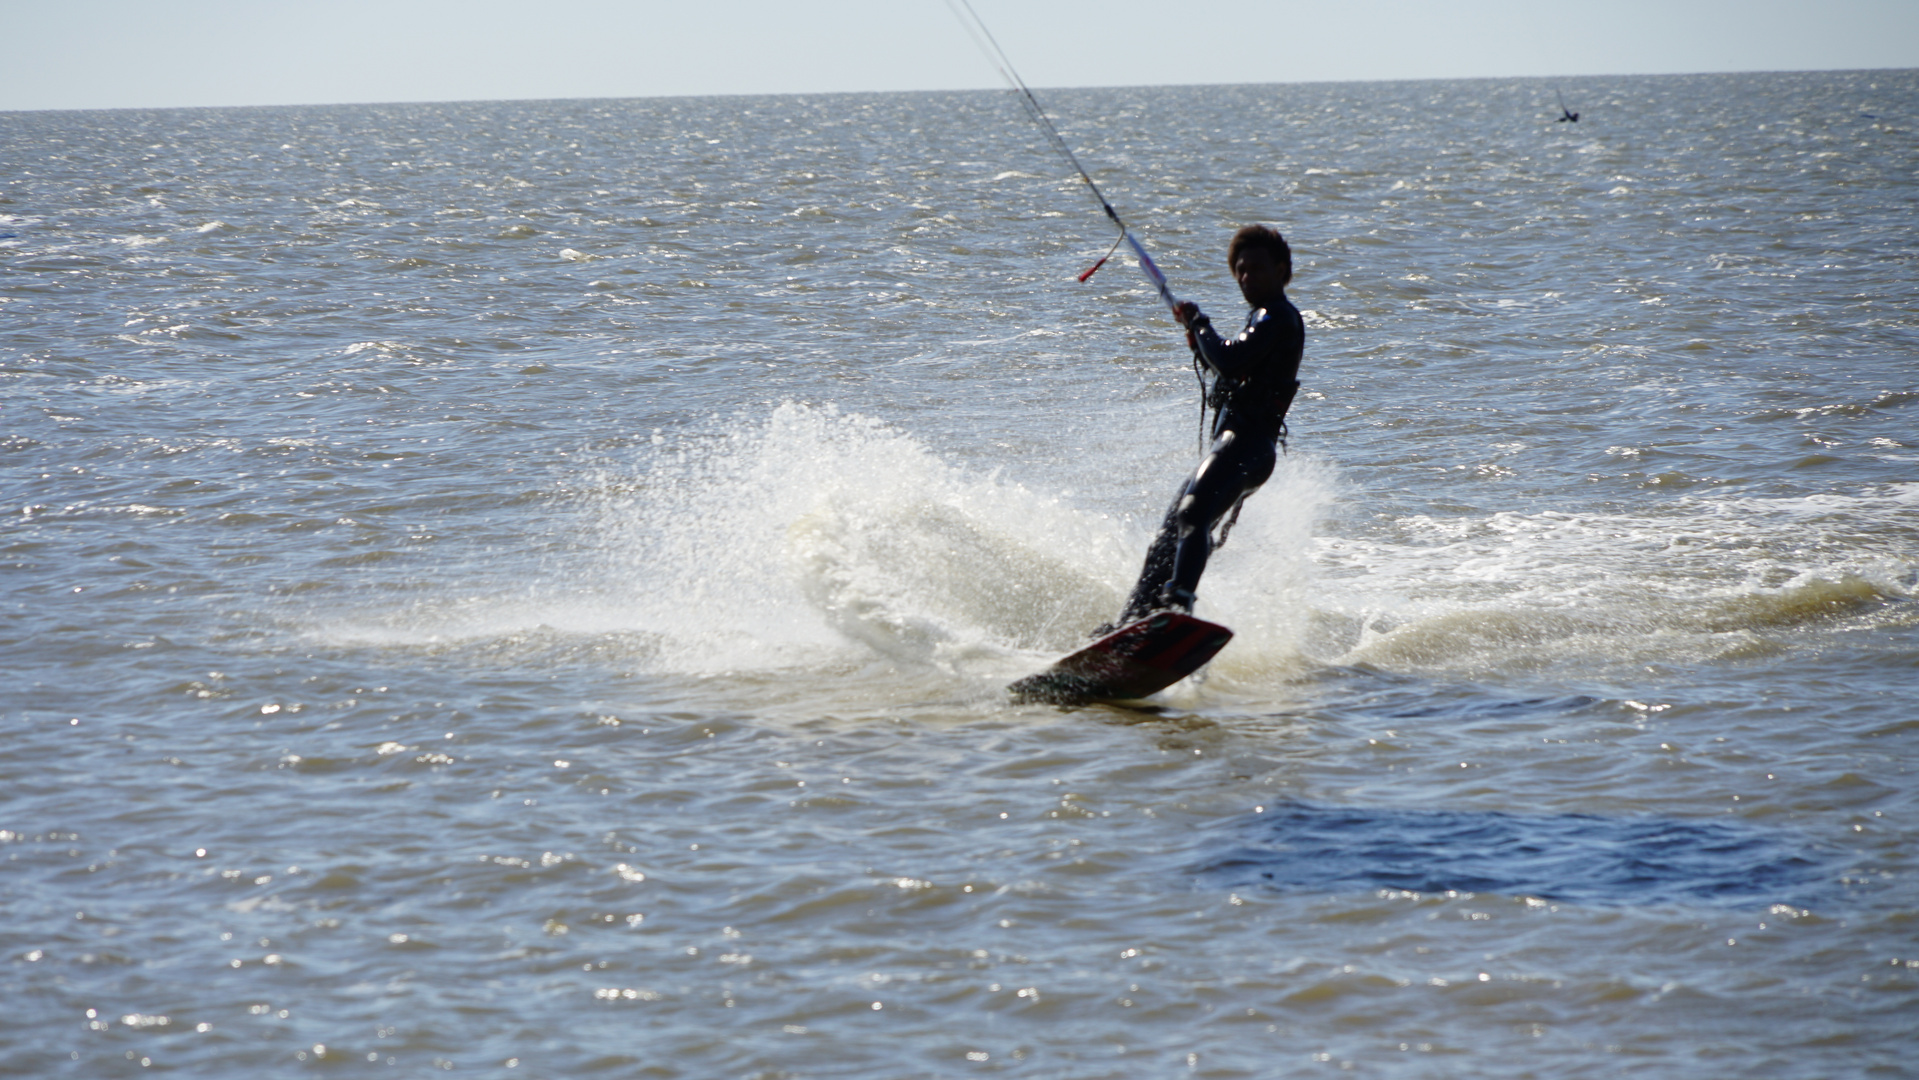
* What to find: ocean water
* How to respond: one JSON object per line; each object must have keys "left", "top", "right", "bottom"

{"left": 3, "top": 69, "right": 1916, "bottom": 1077}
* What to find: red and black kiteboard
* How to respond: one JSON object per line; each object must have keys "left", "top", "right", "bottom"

{"left": 1008, "top": 612, "right": 1233, "bottom": 705}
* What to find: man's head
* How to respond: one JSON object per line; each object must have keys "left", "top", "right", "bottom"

{"left": 1227, "top": 224, "right": 1291, "bottom": 308}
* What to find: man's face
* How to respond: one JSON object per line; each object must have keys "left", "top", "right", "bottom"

{"left": 1233, "top": 247, "right": 1287, "bottom": 307}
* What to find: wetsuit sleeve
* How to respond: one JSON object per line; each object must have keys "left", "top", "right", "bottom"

{"left": 1189, "top": 307, "right": 1296, "bottom": 383}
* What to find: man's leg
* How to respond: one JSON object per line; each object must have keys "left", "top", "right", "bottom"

{"left": 1111, "top": 431, "right": 1274, "bottom": 629}
{"left": 1167, "top": 430, "right": 1274, "bottom": 600}
{"left": 1116, "top": 486, "right": 1188, "bottom": 625}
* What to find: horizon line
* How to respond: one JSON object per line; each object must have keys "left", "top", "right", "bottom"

{"left": 4, "top": 65, "right": 1908, "bottom": 118}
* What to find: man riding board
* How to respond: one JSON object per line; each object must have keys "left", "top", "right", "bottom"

{"left": 1111, "top": 224, "right": 1303, "bottom": 628}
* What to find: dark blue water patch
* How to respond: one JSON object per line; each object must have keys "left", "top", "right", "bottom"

{"left": 1194, "top": 801, "right": 1828, "bottom": 907}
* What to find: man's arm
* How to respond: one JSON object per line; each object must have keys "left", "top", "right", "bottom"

{"left": 1177, "top": 303, "right": 1285, "bottom": 383}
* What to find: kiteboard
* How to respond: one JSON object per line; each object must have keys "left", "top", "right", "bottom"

{"left": 1009, "top": 612, "right": 1233, "bottom": 705}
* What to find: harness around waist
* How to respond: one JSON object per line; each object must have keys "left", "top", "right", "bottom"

{"left": 1212, "top": 378, "right": 1301, "bottom": 435}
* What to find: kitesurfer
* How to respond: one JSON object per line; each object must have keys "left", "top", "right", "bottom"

{"left": 1110, "top": 224, "right": 1303, "bottom": 628}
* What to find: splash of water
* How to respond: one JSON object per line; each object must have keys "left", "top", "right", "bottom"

{"left": 317, "top": 402, "right": 1337, "bottom": 690}
{"left": 1311, "top": 485, "right": 1918, "bottom": 679}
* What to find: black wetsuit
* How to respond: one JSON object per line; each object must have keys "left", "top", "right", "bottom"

{"left": 1116, "top": 298, "right": 1304, "bottom": 624}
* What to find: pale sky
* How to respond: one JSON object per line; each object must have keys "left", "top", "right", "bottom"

{"left": 3, "top": 0, "right": 1915, "bottom": 112}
